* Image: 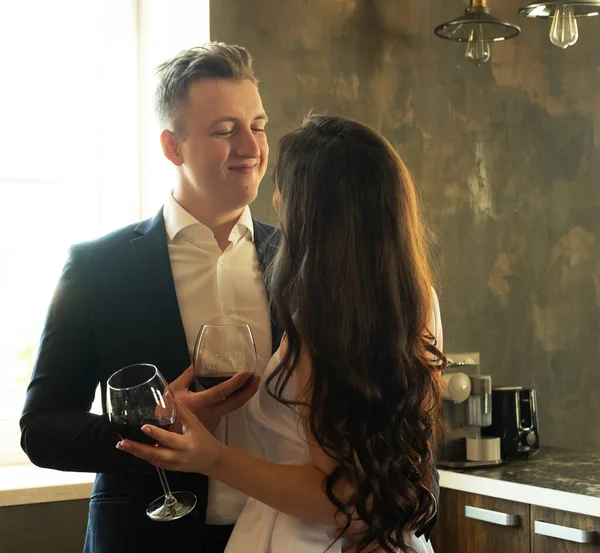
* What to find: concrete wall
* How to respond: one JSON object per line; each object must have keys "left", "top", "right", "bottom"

{"left": 212, "top": 0, "right": 600, "bottom": 451}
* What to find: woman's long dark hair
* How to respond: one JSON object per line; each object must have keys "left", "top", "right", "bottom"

{"left": 267, "top": 114, "right": 444, "bottom": 553}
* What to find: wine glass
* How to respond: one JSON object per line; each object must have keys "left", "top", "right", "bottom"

{"left": 107, "top": 363, "right": 197, "bottom": 522}
{"left": 192, "top": 324, "right": 257, "bottom": 443}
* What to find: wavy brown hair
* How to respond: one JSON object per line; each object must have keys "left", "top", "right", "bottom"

{"left": 267, "top": 115, "right": 445, "bottom": 553}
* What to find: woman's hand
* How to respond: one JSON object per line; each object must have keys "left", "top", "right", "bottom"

{"left": 116, "top": 399, "right": 223, "bottom": 474}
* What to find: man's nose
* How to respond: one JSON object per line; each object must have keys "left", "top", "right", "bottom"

{"left": 234, "top": 127, "right": 261, "bottom": 158}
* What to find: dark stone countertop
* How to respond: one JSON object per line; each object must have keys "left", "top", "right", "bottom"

{"left": 442, "top": 447, "right": 600, "bottom": 499}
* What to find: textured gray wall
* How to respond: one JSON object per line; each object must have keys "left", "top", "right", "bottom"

{"left": 212, "top": 0, "right": 600, "bottom": 451}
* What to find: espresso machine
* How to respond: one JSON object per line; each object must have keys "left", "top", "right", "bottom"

{"left": 437, "top": 354, "right": 502, "bottom": 469}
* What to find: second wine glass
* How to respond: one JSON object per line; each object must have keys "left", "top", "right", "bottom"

{"left": 192, "top": 324, "right": 257, "bottom": 443}
{"left": 107, "top": 363, "right": 197, "bottom": 522}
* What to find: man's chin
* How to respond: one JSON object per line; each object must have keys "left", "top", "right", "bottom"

{"left": 242, "top": 180, "right": 261, "bottom": 202}
{"left": 227, "top": 186, "right": 259, "bottom": 211}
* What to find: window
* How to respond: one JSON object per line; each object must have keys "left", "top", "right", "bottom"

{"left": 0, "top": 0, "right": 210, "bottom": 465}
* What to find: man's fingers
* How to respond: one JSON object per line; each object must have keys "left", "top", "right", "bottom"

{"left": 170, "top": 365, "right": 195, "bottom": 391}
{"left": 179, "top": 373, "right": 259, "bottom": 425}
{"left": 218, "top": 375, "right": 259, "bottom": 413}
{"left": 174, "top": 398, "right": 203, "bottom": 430}
{"left": 198, "top": 371, "right": 254, "bottom": 404}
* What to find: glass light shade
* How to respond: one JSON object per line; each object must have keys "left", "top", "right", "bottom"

{"left": 519, "top": 1, "right": 599, "bottom": 49}
{"left": 435, "top": 8, "right": 522, "bottom": 42}
{"left": 518, "top": 0, "right": 600, "bottom": 18}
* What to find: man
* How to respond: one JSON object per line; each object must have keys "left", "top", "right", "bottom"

{"left": 21, "top": 42, "right": 438, "bottom": 553}
{"left": 20, "top": 43, "right": 279, "bottom": 553}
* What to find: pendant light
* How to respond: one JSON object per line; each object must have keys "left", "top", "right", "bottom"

{"left": 518, "top": 1, "right": 600, "bottom": 49}
{"left": 435, "top": 0, "right": 521, "bottom": 66}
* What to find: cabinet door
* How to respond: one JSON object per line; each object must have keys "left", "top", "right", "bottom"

{"left": 431, "top": 489, "right": 529, "bottom": 553}
{"left": 531, "top": 506, "right": 600, "bottom": 553}
{"left": 463, "top": 493, "right": 530, "bottom": 553}
{"left": 431, "top": 488, "right": 466, "bottom": 553}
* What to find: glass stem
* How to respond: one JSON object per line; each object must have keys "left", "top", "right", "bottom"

{"left": 156, "top": 467, "right": 177, "bottom": 508}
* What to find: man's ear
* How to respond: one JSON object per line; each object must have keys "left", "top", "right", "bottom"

{"left": 160, "top": 129, "right": 184, "bottom": 167}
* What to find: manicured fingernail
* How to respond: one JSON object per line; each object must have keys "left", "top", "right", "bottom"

{"left": 116, "top": 441, "right": 124, "bottom": 450}
{"left": 142, "top": 425, "right": 152, "bottom": 434}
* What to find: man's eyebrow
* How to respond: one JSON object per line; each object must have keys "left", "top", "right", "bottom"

{"left": 209, "top": 114, "right": 269, "bottom": 125}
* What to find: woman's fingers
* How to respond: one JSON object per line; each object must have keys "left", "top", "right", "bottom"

{"left": 143, "top": 422, "right": 186, "bottom": 448}
{"left": 116, "top": 437, "right": 181, "bottom": 470}
{"left": 117, "top": 400, "right": 221, "bottom": 474}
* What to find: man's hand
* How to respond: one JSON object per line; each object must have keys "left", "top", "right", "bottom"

{"left": 169, "top": 365, "right": 259, "bottom": 433}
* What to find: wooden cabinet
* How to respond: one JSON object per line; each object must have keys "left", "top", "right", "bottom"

{"left": 431, "top": 489, "right": 600, "bottom": 553}
{"left": 531, "top": 506, "right": 600, "bottom": 552}
{"left": 464, "top": 492, "right": 530, "bottom": 553}
{"left": 432, "top": 488, "right": 529, "bottom": 553}
{"left": 431, "top": 488, "right": 466, "bottom": 553}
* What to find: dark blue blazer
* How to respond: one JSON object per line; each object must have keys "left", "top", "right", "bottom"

{"left": 20, "top": 209, "right": 280, "bottom": 553}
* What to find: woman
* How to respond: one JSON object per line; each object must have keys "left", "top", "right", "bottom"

{"left": 119, "top": 115, "right": 445, "bottom": 553}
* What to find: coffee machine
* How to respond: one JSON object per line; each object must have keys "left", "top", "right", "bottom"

{"left": 437, "top": 354, "right": 502, "bottom": 469}
{"left": 481, "top": 387, "right": 540, "bottom": 459}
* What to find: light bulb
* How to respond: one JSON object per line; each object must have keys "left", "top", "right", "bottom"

{"left": 465, "top": 25, "right": 491, "bottom": 65}
{"left": 549, "top": 4, "right": 579, "bottom": 48}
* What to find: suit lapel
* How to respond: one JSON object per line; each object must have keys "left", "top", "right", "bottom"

{"left": 129, "top": 209, "right": 190, "bottom": 382}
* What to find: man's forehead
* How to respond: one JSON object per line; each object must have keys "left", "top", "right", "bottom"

{"left": 186, "top": 79, "right": 266, "bottom": 119}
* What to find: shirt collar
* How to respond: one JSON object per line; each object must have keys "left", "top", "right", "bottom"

{"left": 164, "top": 192, "right": 254, "bottom": 243}
{"left": 236, "top": 203, "right": 255, "bottom": 241}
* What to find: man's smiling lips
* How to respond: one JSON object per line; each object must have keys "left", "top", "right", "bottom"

{"left": 228, "top": 163, "right": 257, "bottom": 174}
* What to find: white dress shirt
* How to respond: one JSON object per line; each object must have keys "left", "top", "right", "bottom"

{"left": 163, "top": 193, "right": 272, "bottom": 525}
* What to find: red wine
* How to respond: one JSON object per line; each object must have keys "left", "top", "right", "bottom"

{"left": 197, "top": 373, "right": 237, "bottom": 389}
{"left": 112, "top": 418, "right": 174, "bottom": 446}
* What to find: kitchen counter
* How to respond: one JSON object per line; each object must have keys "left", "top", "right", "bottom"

{"left": 2, "top": 447, "right": 599, "bottom": 515}
{"left": 439, "top": 447, "right": 600, "bottom": 517}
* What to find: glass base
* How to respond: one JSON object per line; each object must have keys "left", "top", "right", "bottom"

{"left": 146, "top": 491, "right": 197, "bottom": 522}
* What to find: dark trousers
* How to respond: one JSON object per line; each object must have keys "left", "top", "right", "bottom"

{"left": 202, "top": 524, "right": 235, "bottom": 553}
